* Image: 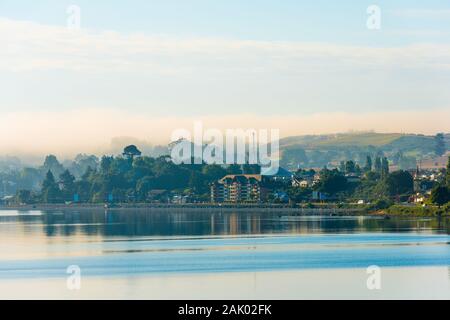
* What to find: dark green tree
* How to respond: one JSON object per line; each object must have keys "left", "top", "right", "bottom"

{"left": 74, "top": 166, "right": 95, "bottom": 202}
{"left": 136, "top": 176, "right": 156, "bottom": 201}
{"left": 15, "top": 189, "right": 32, "bottom": 204}
{"left": 315, "top": 169, "right": 348, "bottom": 195}
{"left": 381, "top": 157, "right": 389, "bottom": 177}
{"left": 380, "top": 170, "right": 413, "bottom": 197}
{"left": 226, "top": 164, "right": 242, "bottom": 174}
{"left": 374, "top": 157, "right": 382, "bottom": 174}
{"left": 430, "top": 185, "right": 449, "bottom": 207}
{"left": 202, "top": 164, "right": 227, "bottom": 181}
{"left": 364, "top": 155, "right": 372, "bottom": 172}
{"left": 188, "top": 171, "right": 205, "bottom": 194}
{"left": 339, "top": 161, "right": 345, "bottom": 173}
{"left": 345, "top": 160, "right": 356, "bottom": 174}
{"left": 287, "top": 187, "right": 312, "bottom": 203}
{"left": 242, "top": 163, "right": 261, "bottom": 174}
{"left": 100, "top": 156, "right": 114, "bottom": 173}
{"left": 123, "top": 145, "right": 142, "bottom": 159}
{"left": 41, "top": 170, "right": 62, "bottom": 203}
{"left": 434, "top": 133, "right": 446, "bottom": 157}
{"left": 59, "top": 169, "right": 76, "bottom": 201}
{"left": 446, "top": 156, "right": 450, "bottom": 188}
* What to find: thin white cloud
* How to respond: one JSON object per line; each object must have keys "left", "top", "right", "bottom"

{"left": 1, "top": 17, "right": 450, "bottom": 73}
{"left": 392, "top": 8, "right": 450, "bottom": 19}
{"left": 0, "top": 17, "right": 449, "bottom": 153}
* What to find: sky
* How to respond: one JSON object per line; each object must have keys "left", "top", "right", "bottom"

{"left": 0, "top": 0, "right": 449, "bottom": 157}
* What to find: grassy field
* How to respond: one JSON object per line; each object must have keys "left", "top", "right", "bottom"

{"left": 280, "top": 132, "right": 411, "bottom": 148}
{"left": 314, "top": 133, "right": 404, "bottom": 147}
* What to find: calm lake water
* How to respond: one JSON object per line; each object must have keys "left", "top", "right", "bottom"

{"left": 0, "top": 209, "right": 449, "bottom": 299}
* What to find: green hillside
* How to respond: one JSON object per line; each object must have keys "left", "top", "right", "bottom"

{"left": 314, "top": 133, "right": 404, "bottom": 147}
{"left": 281, "top": 132, "right": 420, "bottom": 148}
{"left": 279, "top": 132, "right": 449, "bottom": 170}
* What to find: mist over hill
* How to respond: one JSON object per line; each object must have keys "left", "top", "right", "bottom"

{"left": 0, "top": 132, "right": 448, "bottom": 176}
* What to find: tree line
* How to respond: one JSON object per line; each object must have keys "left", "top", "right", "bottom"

{"left": 9, "top": 146, "right": 450, "bottom": 208}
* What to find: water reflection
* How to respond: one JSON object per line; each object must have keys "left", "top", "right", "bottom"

{"left": 1, "top": 209, "right": 449, "bottom": 299}
{"left": 2, "top": 209, "right": 449, "bottom": 238}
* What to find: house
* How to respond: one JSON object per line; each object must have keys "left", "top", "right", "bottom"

{"left": 0, "top": 195, "right": 14, "bottom": 206}
{"left": 211, "top": 174, "right": 269, "bottom": 203}
{"left": 345, "top": 173, "right": 361, "bottom": 183}
{"left": 413, "top": 167, "right": 439, "bottom": 192}
{"left": 147, "top": 189, "right": 170, "bottom": 203}
{"left": 261, "top": 167, "right": 293, "bottom": 182}
{"left": 292, "top": 178, "right": 310, "bottom": 188}
{"left": 313, "top": 173, "right": 321, "bottom": 185}
{"left": 409, "top": 193, "right": 427, "bottom": 204}
{"left": 292, "top": 169, "right": 315, "bottom": 188}
{"left": 172, "top": 194, "right": 191, "bottom": 204}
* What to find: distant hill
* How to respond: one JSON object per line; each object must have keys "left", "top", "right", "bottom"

{"left": 279, "top": 132, "right": 450, "bottom": 170}
{"left": 280, "top": 132, "right": 403, "bottom": 148}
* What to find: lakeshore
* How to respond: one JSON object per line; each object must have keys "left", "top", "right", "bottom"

{"left": 0, "top": 203, "right": 448, "bottom": 217}
{"left": 0, "top": 203, "right": 362, "bottom": 213}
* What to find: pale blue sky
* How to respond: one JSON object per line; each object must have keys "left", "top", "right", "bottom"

{"left": 1, "top": 0, "right": 450, "bottom": 44}
{"left": 0, "top": 1, "right": 449, "bottom": 154}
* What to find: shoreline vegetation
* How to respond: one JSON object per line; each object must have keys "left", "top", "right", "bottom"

{"left": 2, "top": 146, "right": 449, "bottom": 217}
{"left": 1, "top": 202, "right": 448, "bottom": 217}
{"left": 383, "top": 204, "right": 449, "bottom": 217}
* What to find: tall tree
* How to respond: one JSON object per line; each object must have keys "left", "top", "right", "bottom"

{"left": 434, "top": 133, "right": 446, "bottom": 157}
{"left": 42, "top": 170, "right": 56, "bottom": 189}
{"left": 381, "top": 157, "right": 389, "bottom": 177}
{"left": 188, "top": 171, "right": 205, "bottom": 194}
{"left": 430, "top": 185, "right": 449, "bottom": 207}
{"left": 380, "top": 170, "right": 413, "bottom": 196}
{"left": 123, "top": 145, "right": 142, "bottom": 160}
{"left": 41, "top": 170, "right": 61, "bottom": 203}
{"left": 345, "top": 160, "right": 356, "bottom": 174}
{"left": 315, "top": 169, "right": 348, "bottom": 195}
{"left": 364, "top": 155, "right": 372, "bottom": 172}
{"left": 374, "top": 157, "right": 382, "bottom": 174}
{"left": 100, "top": 156, "right": 114, "bottom": 173}
{"left": 136, "top": 176, "right": 156, "bottom": 201}
{"left": 15, "top": 189, "right": 32, "bottom": 204}
{"left": 339, "top": 161, "right": 345, "bottom": 173}
{"left": 59, "top": 169, "right": 76, "bottom": 201}
{"left": 446, "top": 156, "right": 450, "bottom": 188}
{"left": 42, "top": 155, "right": 64, "bottom": 177}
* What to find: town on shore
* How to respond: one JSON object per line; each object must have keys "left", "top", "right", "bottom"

{"left": 1, "top": 144, "right": 449, "bottom": 216}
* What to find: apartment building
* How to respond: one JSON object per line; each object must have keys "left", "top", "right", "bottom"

{"left": 211, "top": 174, "right": 267, "bottom": 203}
